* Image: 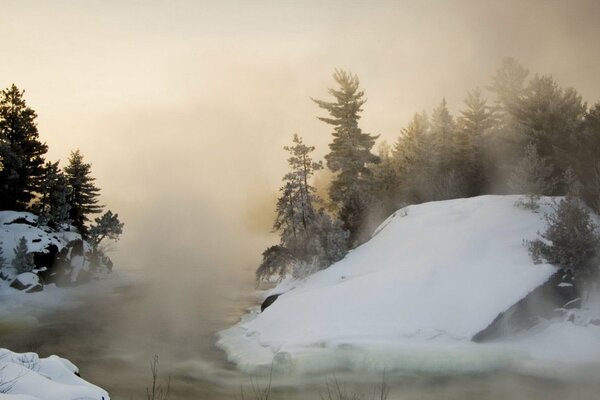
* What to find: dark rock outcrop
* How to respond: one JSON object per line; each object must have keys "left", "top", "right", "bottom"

{"left": 4, "top": 217, "right": 36, "bottom": 227}
{"left": 34, "top": 244, "right": 60, "bottom": 281}
{"left": 10, "top": 273, "right": 43, "bottom": 293}
{"left": 472, "top": 269, "right": 579, "bottom": 342}
{"left": 261, "top": 294, "right": 281, "bottom": 312}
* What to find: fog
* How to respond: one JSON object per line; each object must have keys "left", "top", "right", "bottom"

{"left": 1, "top": 1, "right": 600, "bottom": 397}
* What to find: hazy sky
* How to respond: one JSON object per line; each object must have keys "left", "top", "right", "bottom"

{"left": 1, "top": 0, "right": 600, "bottom": 273}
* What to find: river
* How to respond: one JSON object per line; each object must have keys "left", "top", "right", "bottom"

{"left": 1, "top": 274, "right": 600, "bottom": 400}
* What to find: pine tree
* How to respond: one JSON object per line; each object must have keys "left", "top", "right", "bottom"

{"left": 0, "top": 85, "right": 48, "bottom": 210}
{"left": 12, "top": 237, "right": 34, "bottom": 274}
{"left": 257, "top": 135, "right": 349, "bottom": 282}
{"left": 273, "top": 134, "right": 323, "bottom": 261}
{"left": 455, "top": 89, "right": 494, "bottom": 196}
{"left": 36, "top": 161, "right": 71, "bottom": 227}
{"left": 487, "top": 57, "right": 529, "bottom": 110}
{"left": 430, "top": 98, "right": 462, "bottom": 199}
{"left": 568, "top": 103, "right": 600, "bottom": 212}
{"left": 508, "top": 75, "right": 586, "bottom": 192}
{"left": 64, "top": 150, "right": 103, "bottom": 235}
{"left": 392, "top": 112, "right": 433, "bottom": 203}
{"left": 370, "top": 141, "right": 403, "bottom": 221}
{"left": 509, "top": 143, "right": 556, "bottom": 209}
{"left": 312, "top": 70, "right": 379, "bottom": 245}
{"left": 89, "top": 210, "right": 124, "bottom": 247}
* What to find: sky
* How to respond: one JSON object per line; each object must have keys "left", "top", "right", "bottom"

{"left": 1, "top": 0, "right": 600, "bottom": 275}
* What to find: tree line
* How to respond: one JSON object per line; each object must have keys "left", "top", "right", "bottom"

{"left": 0, "top": 84, "right": 123, "bottom": 276}
{"left": 257, "top": 58, "right": 600, "bottom": 282}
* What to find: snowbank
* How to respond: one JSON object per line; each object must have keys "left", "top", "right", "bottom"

{"left": 0, "top": 348, "right": 109, "bottom": 400}
{"left": 218, "top": 195, "right": 600, "bottom": 374}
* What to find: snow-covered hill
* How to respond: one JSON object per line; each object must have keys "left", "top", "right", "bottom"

{"left": 218, "top": 195, "right": 600, "bottom": 375}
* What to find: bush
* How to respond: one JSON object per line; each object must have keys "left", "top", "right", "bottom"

{"left": 528, "top": 195, "right": 600, "bottom": 280}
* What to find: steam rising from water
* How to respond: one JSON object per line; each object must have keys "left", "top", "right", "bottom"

{"left": 1, "top": 1, "right": 600, "bottom": 398}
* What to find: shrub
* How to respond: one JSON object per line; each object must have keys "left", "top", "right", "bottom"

{"left": 528, "top": 195, "right": 600, "bottom": 280}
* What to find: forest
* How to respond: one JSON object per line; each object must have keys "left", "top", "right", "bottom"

{"left": 0, "top": 85, "right": 123, "bottom": 279}
{"left": 258, "top": 58, "right": 600, "bottom": 285}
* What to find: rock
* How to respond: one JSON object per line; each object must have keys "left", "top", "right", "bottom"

{"left": 4, "top": 216, "right": 37, "bottom": 226}
{"left": 261, "top": 294, "right": 281, "bottom": 312}
{"left": 472, "top": 269, "right": 579, "bottom": 342}
{"left": 34, "top": 244, "right": 60, "bottom": 280}
{"left": 10, "top": 272, "right": 43, "bottom": 293}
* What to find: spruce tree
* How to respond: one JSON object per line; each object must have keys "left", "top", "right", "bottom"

{"left": 36, "top": 161, "right": 71, "bottom": 227}
{"left": 508, "top": 75, "right": 586, "bottom": 192}
{"left": 0, "top": 85, "right": 48, "bottom": 210}
{"left": 64, "top": 150, "right": 103, "bottom": 235}
{"left": 312, "top": 70, "right": 379, "bottom": 245}
{"left": 529, "top": 193, "right": 600, "bottom": 281}
{"left": 455, "top": 89, "right": 494, "bottom": 196}
{"left": 370, "top": 141, "right": 402, "bottom": 221}
{"left": 509, "top": 143, "right": 556, "bottom": 209}
{"left": 12, "top": 237, "right": 34, "bottom": 274}
{"left": 392, "top": 112, "right": 433, "bottom": 203}
{"left": 430, "top": 98, "right": 461, "bottom": 199}
{"left": 273, "top": 134, "right": 323, "bottom": 260}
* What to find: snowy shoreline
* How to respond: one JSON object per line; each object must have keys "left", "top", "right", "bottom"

{"left": 217, "top": 196, "right": 600, "bottom": 378}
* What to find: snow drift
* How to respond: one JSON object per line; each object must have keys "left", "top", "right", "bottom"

{"left": 218, "top": 195, "right": 600, "bottom": 374}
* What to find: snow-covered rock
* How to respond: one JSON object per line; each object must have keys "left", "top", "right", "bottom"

{"left": 0, "top": 211, "right": 112, "bottom": 287}
{"left": 9, "top": 273, "right": 43, "bottom": 293}
{"left": 0, "top": 348, "right": 109, "bottom": 400}
{"left": 218, "top": 195, "right": 600, "bottom": 374}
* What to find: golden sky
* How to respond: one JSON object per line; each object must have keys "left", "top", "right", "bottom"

{"left": 1, "top": 0, "right": 599, "bottom": 273}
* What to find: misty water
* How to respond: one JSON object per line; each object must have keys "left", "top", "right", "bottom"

{"left": 1, "top": 266, "right": 600, "bottom": 400}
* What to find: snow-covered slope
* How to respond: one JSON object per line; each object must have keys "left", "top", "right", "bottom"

{"left": 0, "top": 348, "right": 109, "bottom": 400}
{"left": 218, "top": 195, "right": 600, "bottom": 374}
{"left": 0, "top": 211, "right": 80, "bottom": 261}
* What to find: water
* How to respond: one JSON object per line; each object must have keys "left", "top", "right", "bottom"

{"left": 1, "top": 276, "right": 600, "bottom": 400}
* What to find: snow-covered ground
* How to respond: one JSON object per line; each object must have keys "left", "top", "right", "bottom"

{"left": 0, "top": 348, "right": 109, "bottom": 400}
{"left": 218, "top": 195, "right": 600, "bottom": 376}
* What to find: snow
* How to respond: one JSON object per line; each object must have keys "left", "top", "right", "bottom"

{"left": 218, "top": 195, "right": 600, "bottom": 375}
{"left": 0, "top": 211, "right": 76, "bottom": 258}
{"left": 0, "top": 348, "right": 109, "bottom": 400}
{"left": 11, "top": 273, "right": 39, "bottom": 287}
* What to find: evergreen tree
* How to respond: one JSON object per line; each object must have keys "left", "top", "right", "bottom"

{"left": 509, "top": 143, "right": 556, "bottom": 209}
{"left": 12, "top": 236, "right": 34, "bottom": 274}
{"left": 312, "top": 70, "right": 379, "bottom": 245}
{"left": 89, "top": 210, "right": 124, "bottom": 247}
{"left": 569, "top": 103, "right": 600, "bottom": 212}
{"left": 0, "top": 85, "right": 48, "bottom": 210}
{"left": 392, "top": 112, "right": 433, "bottom": 203}
{"left": 431, "top": 98, "right": 455, "bottom": 169}
{"left": 257, "top": 135, "right": 349, "bottom": 282}
{"left": 36, "top": 161, "right": 71, "bottom": 227}
{"left": 529, "top": 193, "right": 600, "bottom": 281}
{"left": 255, "top": 245, "right": 295, "bottom": 282}
{"left": 273, "top": 134, "right": 323, "bottom": 260}
{"left": 508, "top": 75, "right": 586, "bottom": 192}
{"left": 487, "top": 57, "right": 529, "bottom": 110}
{"left": 64, "top": 150, "right": 103, "bottom": 235}
{"left": 370, "top": 142, "right": 403, "bottom": 222}
{"left": 430, "top": 98, "right": 462, "bottom": 199}
{"left": 455, "top": 89, "right": 494, "bottom": 196}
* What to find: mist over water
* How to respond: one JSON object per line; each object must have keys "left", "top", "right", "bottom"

{"left": 1, "top": 0, "right": 600, "bottom": 398}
